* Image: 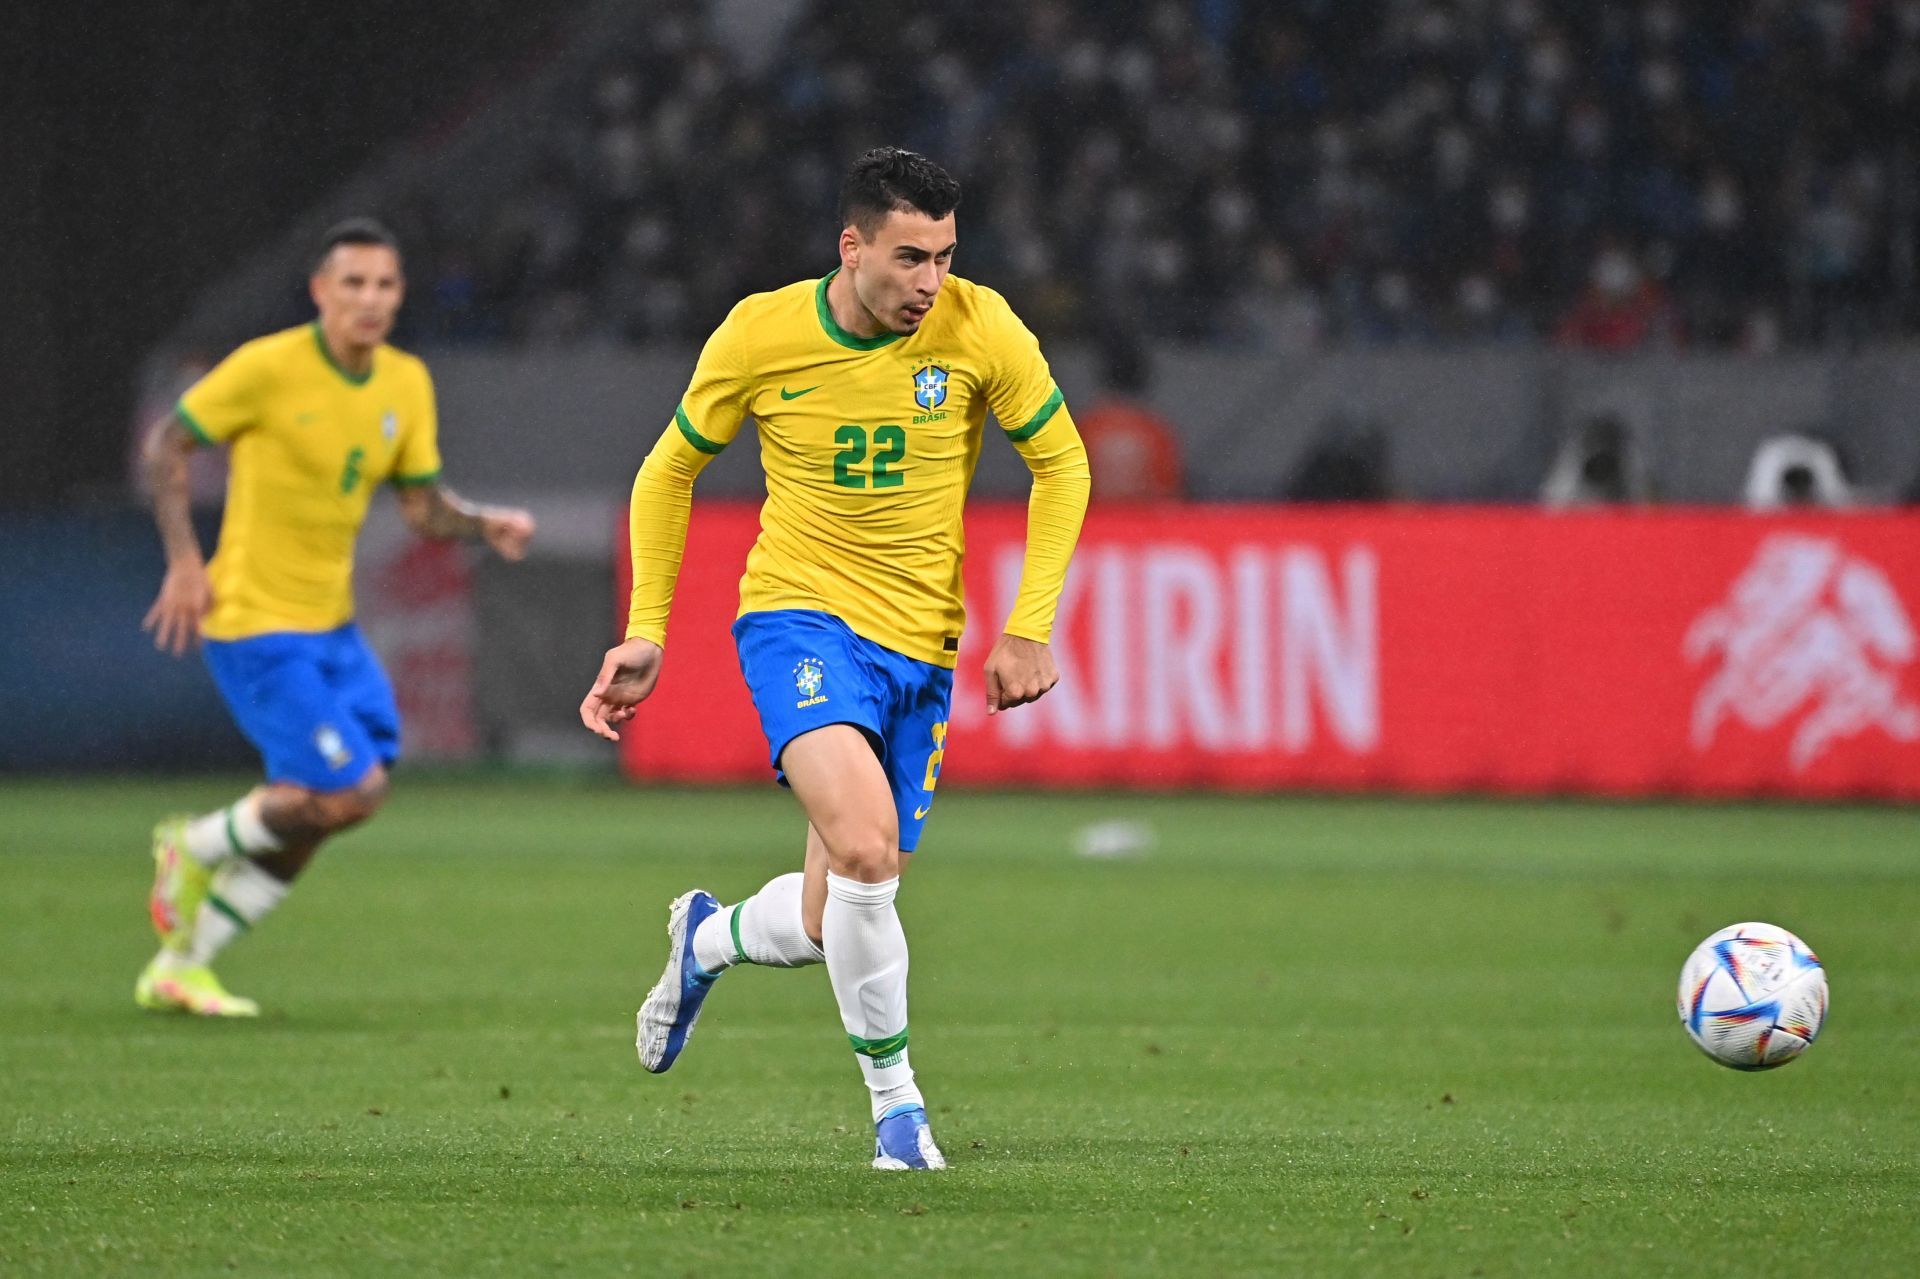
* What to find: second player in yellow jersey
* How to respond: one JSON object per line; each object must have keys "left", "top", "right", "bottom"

{"left": 176, "top": 321, "right": 442, "bottom": 640}
{"left": 138, "top": 219, "right": 533, "bottom": 1020}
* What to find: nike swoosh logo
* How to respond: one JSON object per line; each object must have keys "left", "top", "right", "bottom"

{"left": 779, "top": 385, "right": 821, "bottom": 400}
{"left": 913, "top": 805, "right": 932, "bottom": 820}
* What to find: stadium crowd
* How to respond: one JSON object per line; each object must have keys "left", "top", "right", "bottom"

{"left": 397, "top": 0, "right": 1920, "bottom": 352}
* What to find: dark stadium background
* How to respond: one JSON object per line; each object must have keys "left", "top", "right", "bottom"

{"left": 8, "top": 0, "right": 1918, "bottom": 785}
{"left": 4, "top": 0, "right": 571, "bottom": 508}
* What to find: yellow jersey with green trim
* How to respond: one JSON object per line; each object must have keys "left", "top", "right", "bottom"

{"left": 176, "top": 322, "right": 442, "bottom": 640}
{"left": 657, "top": 271, "right": 1073, "bottom": 666}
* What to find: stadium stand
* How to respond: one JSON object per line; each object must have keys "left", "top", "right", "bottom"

{"left": 385, "top": 0, "right": 1919, "bottom": 351}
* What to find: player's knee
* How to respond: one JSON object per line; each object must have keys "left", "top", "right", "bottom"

{"left": 827, "top": 827, "right": 900, "bottom": 882}
{"left": 317, "top": 767, "right": 388, "bottom": 831}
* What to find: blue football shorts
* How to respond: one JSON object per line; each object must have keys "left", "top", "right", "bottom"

{"left": 731, "top": 609, "right": 953, "bottom": 853}
{"left": 201, "top": 623, "right": 400, "bottom": 792}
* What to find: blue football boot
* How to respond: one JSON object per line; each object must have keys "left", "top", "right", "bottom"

{"left": 872, "top": 1103, "right": 947, "bottom": 1171}
{"left": 635, "top": 890, "right": 722, "bottom": 1073}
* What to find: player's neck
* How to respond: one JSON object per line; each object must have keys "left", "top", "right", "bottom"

{"left": 825, "top": 269, "right": 885, "bottom": 340}
{"left": 314, "top": 321, "right": 376, "bottom": 379}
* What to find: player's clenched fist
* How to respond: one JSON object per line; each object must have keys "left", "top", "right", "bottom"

{"left": 481, "top": 508, "right": 536, "bottom": 561}
{"left": 580, "top": 636, "right": 665, "bottom": 740}
{"left": 982, "top": 632, "right": 1058, "bottom": 716}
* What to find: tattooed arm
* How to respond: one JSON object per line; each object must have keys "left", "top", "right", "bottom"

{"left": 394, "top": 482, "right": 535, "bottom": 560}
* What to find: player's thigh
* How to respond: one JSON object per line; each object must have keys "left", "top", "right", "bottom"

{"left": 780, "top": 725, "right": 899, "bottom": 880}
{"left": 325, "top": 624, "right": 401, "bottom": 767}
{"left": 203, "top": 631, "right": 385, "bottom": 792}
{"left": 732, "top": 609, "right": 888, "bottom": 775}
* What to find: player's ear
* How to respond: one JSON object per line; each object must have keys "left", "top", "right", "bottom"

{"left": 839, "top": 226, "right": 861, "bottom": 270}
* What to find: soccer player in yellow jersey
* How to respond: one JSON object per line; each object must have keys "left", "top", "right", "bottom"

{"left": 136, "top": 219, "right": 535, "bottom": 1017}
{"left": 580, "top": 149, "right": 1091, "bottom": 1169}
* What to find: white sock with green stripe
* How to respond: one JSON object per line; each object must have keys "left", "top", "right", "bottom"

{"left": 691, "top": 872, "right": 824, "bottom": 973}
{"left": 180, "top": 794, "right": 284, "bottom": 868}
{"left": 183, "top": 857, "right": 289, "bottom": 966}
{"left": 824, "top": 872, "right": 923, "bottom": 1123}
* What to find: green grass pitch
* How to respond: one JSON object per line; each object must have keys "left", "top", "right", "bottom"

{"left": 1, "top": 775, "right": 1916, "bottom": 1276}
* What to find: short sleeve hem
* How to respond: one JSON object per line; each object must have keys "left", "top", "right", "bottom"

{"left": 175, "top": 402, "right": 217, "bottom": 447}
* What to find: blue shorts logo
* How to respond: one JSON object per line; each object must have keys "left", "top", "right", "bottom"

{"left": 912, "top": 365, "right": 949, "bottom": 411}
{"left": 794, "top": 657, "right": 827, "bottom": 708}
{"left": 314, "top": 724, "right": 353, "bottom": 769}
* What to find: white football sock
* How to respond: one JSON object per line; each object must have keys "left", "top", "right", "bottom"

{"left": 823, "top": 872, "right": 923, "bottom": 1122}
{"left": 184, "top": 857, "right": 290, "bottom": 965}
{"left": 692, "top": 872, "right": 824, "bottom": 974}
{"left": 180, "top": 793, "right": 284, "bottom": 868}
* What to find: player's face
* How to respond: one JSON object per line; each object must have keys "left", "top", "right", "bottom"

{"left": 843, "top": 210, "right": 956, "bottom": 335}
{"left": 309, "top": 244, "right": 405, "bottom": 350}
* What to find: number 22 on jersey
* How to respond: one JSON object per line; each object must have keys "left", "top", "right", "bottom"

{"left": 833, "top": 424, "right": 907, "bottom": 490}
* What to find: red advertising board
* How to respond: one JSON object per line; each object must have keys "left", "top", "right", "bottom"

{"left": 618, "top": 503, "right": 1920, "bottom": 801}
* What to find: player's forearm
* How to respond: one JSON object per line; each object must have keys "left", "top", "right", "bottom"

{"left": 1005, "top": 412, "right": 1091, "bottom": 641}
{"left": 142, "top": 418, "right": 204, "bottom": 568}
{"left": 400, "top": 483, "right": 492, "bottom": 542}
{"left": 625, "top": 439, "right": 704, "bottom": 646}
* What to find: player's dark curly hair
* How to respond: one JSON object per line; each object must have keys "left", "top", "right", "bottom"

{"left": 312, "top": 217, "right": 401, "bottom": 274}
{"left": 839, "top": 148, "right": 962, "bottom": 240}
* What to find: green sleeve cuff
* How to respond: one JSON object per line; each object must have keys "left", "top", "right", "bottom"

{"left": 175, "top": 402, "right": 216, "bottom": 447}
{"left": 390, "top": 469, "right": 441, "bottom": 488}
{"left": 1004, "top": 386, "right": 1064, "bottom": 442}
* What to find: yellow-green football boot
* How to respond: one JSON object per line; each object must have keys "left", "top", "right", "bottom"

{"left": 134, "top": 955, "right": 259, "bottom": 1018}
{"left": 148, "top": 816, "right": 212, "bottom": 949}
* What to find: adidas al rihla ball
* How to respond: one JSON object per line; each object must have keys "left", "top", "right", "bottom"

{"left": 1677, "top": 922, "right": 1827, "bottom": 1071}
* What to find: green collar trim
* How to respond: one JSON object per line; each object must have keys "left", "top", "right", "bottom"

{"left": 815, "top": 270, "right": 905, "bottom": 351}
{"left": 311, "top": 322, "right": 374, "bottom": 386}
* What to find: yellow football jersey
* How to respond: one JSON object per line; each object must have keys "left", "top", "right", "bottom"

{"left": 627, "top": 271, "right": 1086, "bottom": 667}
{"left": 176, "top": 322, "right": 442, "bottom": 640}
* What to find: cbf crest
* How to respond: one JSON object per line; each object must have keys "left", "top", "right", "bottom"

{"left": 793, "top": 657, "right": 828, "bottom": 708}
{"left": 314, "top": 723, "right": 353, "bottom": 769}
{"left": 912, "top": 364, "right": 949, "bottom": 412}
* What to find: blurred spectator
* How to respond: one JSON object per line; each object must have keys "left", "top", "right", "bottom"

{"left": 1075, "top": 336, "right": 1185, "bottom": 501}
{"left": 1555, "top": 243, "right": 1677, "bottom": 351}
{"left": 1744, "top": 432, "right": 1856, "bottom": 509}
{"left": 1540, "top": 412, "right": 1652, "bottom": 507}
{"left": 393, "top": 0, "right": 1920, "bottom": 351}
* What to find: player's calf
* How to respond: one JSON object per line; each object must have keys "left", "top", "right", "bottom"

{"left": 264, "top": 768, "right": 389, "bottom": 841}
{"left": 244, "top": 771, "right": 389, "bottom": 881}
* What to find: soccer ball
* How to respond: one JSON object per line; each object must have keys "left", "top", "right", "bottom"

{"left": 1677, "top": 922, "right": 1827, "bottom": 1071}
